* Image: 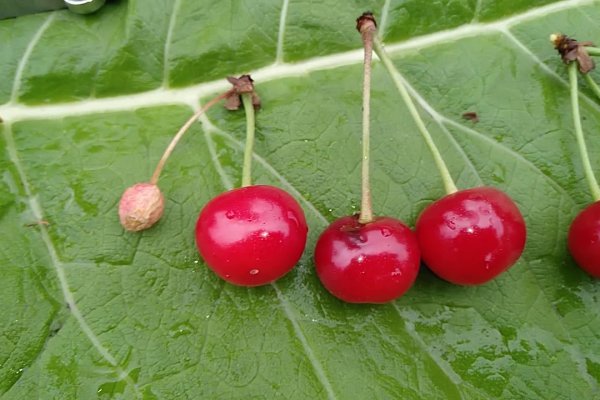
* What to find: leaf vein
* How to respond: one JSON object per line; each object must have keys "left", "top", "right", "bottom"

{"left": 200, "top": 114, "right": 329, "bottom": 225}
{"left": 385, "top": 52, "right": 597, "bottom": 391}
{"left": 378, "top": 0, "right": 392, "bottom": 39}
{"left": 2, "top": 0, "right": 597, "bottom": 122}
{"left": 10, "top": 13, "right": 56, "bottom": 103}
{"left": 500, "top": 28, "right": 600, "bottom": 114}
{"left": 390, "top": 303, "right": 466, "bottom": 399}
{"left": 275, "top": 0, "right": 290, "bottom": 64}
{"left": 162, "top": 0, "right": 182, "bottom": 86}
{"left": 2, "top": 125, "right": 142, "bottom": 399}
{"left": 198, "top": 114, "right": 335, "bottom": 398}
{"left": 272, "top": 283, "right": 337, "bottom": 400}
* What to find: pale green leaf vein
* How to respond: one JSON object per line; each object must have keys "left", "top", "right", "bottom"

{"left": 378, "top": 0, "right": 392, "bottom": 38}
{"left": 390, "top": 303, "right": 466, "bottom": 399}
{"left": 272, "top": 283, "right": 337, "bottom": 400}
{"left": 275, "top": 0, "right": 290, "bottom": 64}
{"left": 393, "top": 60, "right": 596, "bottom": 391}
{"left": 2, "top": 0, "right": 596, "bottom": 123}
{"left": 520, "top": 261, "right": 597, "bottom": 390}
{"left": 2, "top": 125, "right": 141, "bottom": 398}
{"left": 500, "top": 28, "right": 600, "bottom": 114}
{"left": 196, "top": 115, "right": 336, "bottom": 398}
{"left": 472, "top": 0, "right": 483, "bottom": 23}
{"left": 389, "top": 55, "right": 578, "bottom": 205}
{"left": 200, "top": 114, "right": 329, "bottom": 225}
{"left": 199, "top": 113, "right": 235, "bottom": 190}
{"left": 163, "top": 0, "right": 182, "bottom": 86}
{"left": 444, "top": 114, "right": 576, "bottom": 203}
{"left": 10, "top": 13, "right": 55, "bottom": 103}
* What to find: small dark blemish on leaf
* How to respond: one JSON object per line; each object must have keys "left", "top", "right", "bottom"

{"left": 24, "top": 220, "right": 50, "bottom": 227}
{"left": 462, "top": 112, "right": 479, "bottom": 123}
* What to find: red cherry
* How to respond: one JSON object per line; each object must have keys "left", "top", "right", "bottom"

{"left": 568, "top": 201, "right": 600, "bottom": 277}
{"left": 195, "top": 185, "right": 308, "bottom": 286}
{"left": 314, "top": 215, "right": 421, "bottom": 303}
{"left": 415, "top": 187, "right": 526, "bottom": 285}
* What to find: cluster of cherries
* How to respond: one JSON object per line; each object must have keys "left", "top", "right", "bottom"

{"left": 117, "top": 16, "right": 600, "bottom": 305}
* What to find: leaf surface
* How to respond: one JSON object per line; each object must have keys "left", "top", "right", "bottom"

{"left": 2, "top": 0, "right": 600, "bottom": 398}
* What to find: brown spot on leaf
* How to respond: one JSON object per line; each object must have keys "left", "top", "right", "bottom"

{"left": 462, "top": 112, "right": 479, "bottom": 123}
{"left": 24, "top": 220, "right": 50, "bottom": 227}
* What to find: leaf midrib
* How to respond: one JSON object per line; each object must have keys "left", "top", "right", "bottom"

{"left": 0, "top": 0, "right": 594, "bottom": 123}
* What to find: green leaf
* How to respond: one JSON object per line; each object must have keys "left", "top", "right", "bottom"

{"left": 2, "top": 0, "right": 600, "bottom": 398}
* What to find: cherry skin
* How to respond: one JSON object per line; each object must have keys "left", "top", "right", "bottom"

{"left": 568, "top": 201, "right": 600, "bottom": 277}
{"left": 415, "top": 187, "right": 526, "bottom": 285}
{"left": 314, "top": 215, "right": 420, "bottom": 303}
{"left": 195, "top": 185, "right": 308, "bottom": 286}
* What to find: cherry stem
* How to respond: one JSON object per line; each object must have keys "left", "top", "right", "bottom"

{"left": 586, "top": 46, "right": 600, "bottom": 56}
{"left": 568, "top": 62, "right": 600, "bottom": 201}
{"left": 150, "top": 91, "right": 231, "bottom": 185}
{"left": 583, "top": 72, "right": 600, "bottom": 100}
{"left": 372, "top": 36, "right": 458, "bottom": 195}
{"left": 358, "top": 19, "right": 376, "bottom": 224}
{"left": 241, "top": 93, "right": 256, "bottom": 187}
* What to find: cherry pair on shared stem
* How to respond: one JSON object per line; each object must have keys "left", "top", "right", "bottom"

{"left": 316, "top": 12, "right": 527, "bottom": 303}
{"left": 195, "top": 76, "right": 308, "bottom": 287}
{"left": 360, "top": 10, "right": 527, "bottom": 285}
{"left": 314, "top": 14, "right": 421, "bottom": 304}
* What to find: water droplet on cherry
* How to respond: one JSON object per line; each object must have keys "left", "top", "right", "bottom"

{"left": 249, "top": 269, "right": 259, "bottom": 275}
{"left": 225, "top": 210, "right": 235, "bottom": 219}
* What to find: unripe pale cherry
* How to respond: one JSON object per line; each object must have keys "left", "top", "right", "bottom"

{"left": 117, "top": 78, "right": 245, "bottom": 232}
{"left": 118, "top": 183, "right": 164, "bottom": 231}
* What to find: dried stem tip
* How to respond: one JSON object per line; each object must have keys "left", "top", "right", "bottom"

{"left": 119, "top": 183, "right": 165, "bottom": 232}
{"left": 356, "top": 11, "right": 377, "bottom": 34}
{"left": 551, "top": 33, "right": 595, "bottom": 73}
{"left": 225, "top": 75, "right": 261, "bottom": 110}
